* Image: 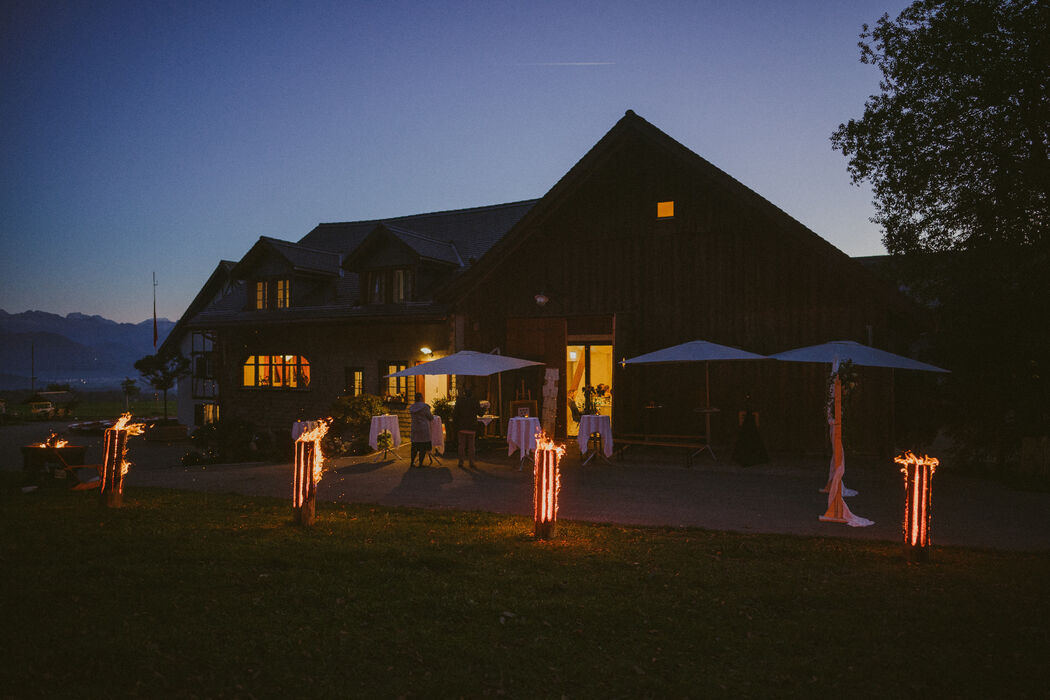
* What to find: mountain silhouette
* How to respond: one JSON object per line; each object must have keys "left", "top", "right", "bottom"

{"left": 0, "top": 309, "right": 176, "bottom": 390}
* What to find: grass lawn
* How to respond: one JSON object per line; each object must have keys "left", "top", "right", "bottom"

{"left": 2, "top": 480, "right": 1047, "bottom": 698}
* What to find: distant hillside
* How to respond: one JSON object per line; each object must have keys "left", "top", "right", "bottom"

{"left": 0, "top": 309, "right": 175, "bottom": 390}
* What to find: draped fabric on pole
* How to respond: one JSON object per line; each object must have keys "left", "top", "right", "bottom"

{"left": 770, "top": 341, "right": 949, "bottom": 527}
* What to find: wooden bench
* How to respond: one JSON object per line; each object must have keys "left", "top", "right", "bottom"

{"left": 613, "top": 434, "right": 712, "bottom": 467}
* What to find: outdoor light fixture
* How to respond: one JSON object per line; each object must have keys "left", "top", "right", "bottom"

{"left": 293, "top": 421, "right": 329, "bottom": 526}
{"left": 534, "top": 293, "right": 549, "bottom": 308}
{"left": 420, "top": 346, "right": 433, "bottom": 355}
{"left": 533, "top": 433, "right": 565, "bottom": 539}
{"left": 100, "top": 413, "right": 144, "bottom": 508}
{"left": 895, "top": 451, "right": 939, "bottom": 561}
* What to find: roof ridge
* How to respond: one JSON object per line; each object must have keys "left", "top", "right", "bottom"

{"left": 260, "top": 236, "right": 342, "bottom": 257}
{"left": 315, "top": 198, "right": 541, "bottom": 228}
{"left": 382, "top": 223, "right": 454, "bottom": 245}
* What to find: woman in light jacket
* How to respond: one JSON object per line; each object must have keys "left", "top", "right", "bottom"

{"left": 408, "top": 393, "right": 434, "bottom": 467}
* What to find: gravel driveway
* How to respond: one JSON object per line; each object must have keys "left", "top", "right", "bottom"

{"left": 5, "top": 421, "right": 1048, "bottom": 552}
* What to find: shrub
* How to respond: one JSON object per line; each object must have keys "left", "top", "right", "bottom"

{"left": 187, "top": 418, "right": 259, "bottom": 464}
{"left": 328, "top": 393, "right": 387, "bottom": 455}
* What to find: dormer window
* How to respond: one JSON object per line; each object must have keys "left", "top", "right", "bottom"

{"left": 255, "top": 278, "right": 291, "bottom": 310}
{"left": 364, "top": 268, "right": 413, "bottom": 304}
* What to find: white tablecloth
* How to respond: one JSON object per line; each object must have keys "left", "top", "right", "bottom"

{"left": 507, "top": 416, "right": 542, "bottom": 457}
{"left": 292, "top": 420, "right": 317, "bottom": 441}
{"left": 577, "top": 414, "right": 613, "bottom": 457}
{"left": 368, "top": 415, "right": 402, "bottom": 451}
{"left": 430, "top": 416, "right": 445, "bottom": 454}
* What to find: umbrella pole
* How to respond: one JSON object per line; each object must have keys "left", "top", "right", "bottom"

{"left": 890, "top": 368, "right": 896, "bottom": 454}
{"left": 698, "top": 361, "right": 714, "bottom": 460}
{"left": 705, "top": 362, "right": 712, "bottom": 446}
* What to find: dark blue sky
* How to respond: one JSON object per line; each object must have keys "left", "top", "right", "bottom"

{"left": 1, "top": 0, "right": 908, "bottom": 323}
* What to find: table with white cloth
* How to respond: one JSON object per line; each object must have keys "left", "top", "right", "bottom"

{"left": 506, "top": 416, "right": 542, "bottom": 465}
{"left": 368, "top": 414, "right": 402, "bottom": 459}
{"left": 577, "top": 414, "right": 613, "bottom": 464}
{"left": 430, "top": 416, "right": 445, "bottom": 455}
{"left": 478, "top": 414, "right": 500, "bottom": 437}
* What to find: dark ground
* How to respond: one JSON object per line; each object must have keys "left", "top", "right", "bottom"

{"left": 4, "top": 420, "right": 1048, "bottom": 551}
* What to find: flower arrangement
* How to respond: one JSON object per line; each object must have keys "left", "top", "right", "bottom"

{"left": 376, "top": 430, "right": 393, "bottom": 451}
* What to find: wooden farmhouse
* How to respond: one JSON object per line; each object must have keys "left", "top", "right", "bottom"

{"left": 163, "top": 110, "right": 926, "bottom": 455}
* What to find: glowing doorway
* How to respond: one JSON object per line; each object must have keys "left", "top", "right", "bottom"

{"left": 566, "top": 343, "right": 613, "bottom": 436}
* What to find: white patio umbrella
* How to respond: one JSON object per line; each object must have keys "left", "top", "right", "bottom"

{"left": 385, "top": 350, "right": 543, "bottom": 377}
{"left": 386, "top": 351, "right": 544, "bottom": 432}
{"left": 770, "top": 340, "right": 949, "bottom": 527}
{"left": 624, "top": 340, "right": 769, "bottom": 458}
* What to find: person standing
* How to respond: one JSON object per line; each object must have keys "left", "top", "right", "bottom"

{"left": 408, "top": 393, "right": 434, "bottom": 467}
{"left": 452, "top": 387, "right": 482, "bottom": 467}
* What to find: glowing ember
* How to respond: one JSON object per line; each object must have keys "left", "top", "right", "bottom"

{"left": 895, "top": 451, "right": 939, "bottom": 558}
{"left": 533, "top": 432, "right": 565, "bottom": 539}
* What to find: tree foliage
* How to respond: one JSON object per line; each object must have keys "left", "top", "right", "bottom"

{"left": 833, "top": 0, "right": 1050, "bottom": 466}
{"left": 832, "top": 0, "right": 1048, "bottom": 254}
{"left": 134, "top": 351, "right": 190, "bottom": 421}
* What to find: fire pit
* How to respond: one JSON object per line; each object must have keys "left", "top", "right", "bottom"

{"left": 21, "top": 434, "right": 86, "bottom": 480}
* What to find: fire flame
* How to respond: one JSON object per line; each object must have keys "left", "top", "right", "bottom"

{"left": 534, "top": 432, "right": 566, "bottom": 459}
{"left": 894, "top": 450, "right": 939, "bottom": 471}
{"left": 113, "top": 412, "right": 146, "bottom": 436}
{"left": 533, "top": 432, "right": 565, "bottom": 527}
{"left": 110, "top": 413, "right": 146, "bottom": 476}
{"left": 296, "top": 419, "right": 330, "bottom": 484}
{"left": 35, "top": 432, "right": 69, "bottom": 448}
{"left": 895, "top": 451, "right": 938, "bottom": 549}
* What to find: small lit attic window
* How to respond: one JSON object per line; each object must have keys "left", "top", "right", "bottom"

{"left": 657, "top": 201, "right": 675, "bottom": 218}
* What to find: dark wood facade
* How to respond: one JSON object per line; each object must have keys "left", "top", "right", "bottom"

{"left": 452, "top": 112, "right": 922, "bottom": 453}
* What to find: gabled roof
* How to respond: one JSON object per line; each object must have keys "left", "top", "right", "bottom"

{"left": 445, "top": 110, "right": 903, "bottom": 307}
{"left": 158, "top": 260, "right": 236, "bottom": 355}
{"left": 299, "top": 200, "right": 538, "bottom": 263}
{"left": 341, "top": 223, "right": 463, "bottom": 271}
{"left": 230, "top": 236, "right": 342, "bottom": 279}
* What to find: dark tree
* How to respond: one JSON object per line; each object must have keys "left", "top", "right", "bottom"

{"left": 832, "top": 0, "right": 1050, "bottom": 467}
{"left": 134, "top": 351, "right": 190, "bottom": 421}
{"left": 120, "top": 377, "right": 140, "bottom": 411}
{"left": 832, "top": 0, "right": 1048, "bottom": 253}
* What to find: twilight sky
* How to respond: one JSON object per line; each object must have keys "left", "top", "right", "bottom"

{"left": 1, "top": 0, "right": 910, "bottom": 324}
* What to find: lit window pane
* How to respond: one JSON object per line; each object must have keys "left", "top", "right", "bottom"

{"left": 657, "top": 201, "right": 674, "bottom": 218}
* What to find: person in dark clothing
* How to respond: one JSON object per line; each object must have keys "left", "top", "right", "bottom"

{"left": 452, "top": 387, "right": 482, "bottom": 467}
{"left": 408, "top": 393, "right": 434, "bottom": 467}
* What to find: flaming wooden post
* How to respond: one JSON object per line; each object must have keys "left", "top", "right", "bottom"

{"left": 533, "top": 433, "right": 565, "bottom": 539}
{"left": 293, "top": 421, "right": 329, "bottom": 526}
{"left": 895, "top": 451, "right": 939, "bottom": 561}
{"left": 100, "top": 414, "right": 144, "bottom": 508}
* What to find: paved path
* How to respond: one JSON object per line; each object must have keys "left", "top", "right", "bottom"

{"left": 6, "top": 422, "right": 1049, "bottom": 551}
